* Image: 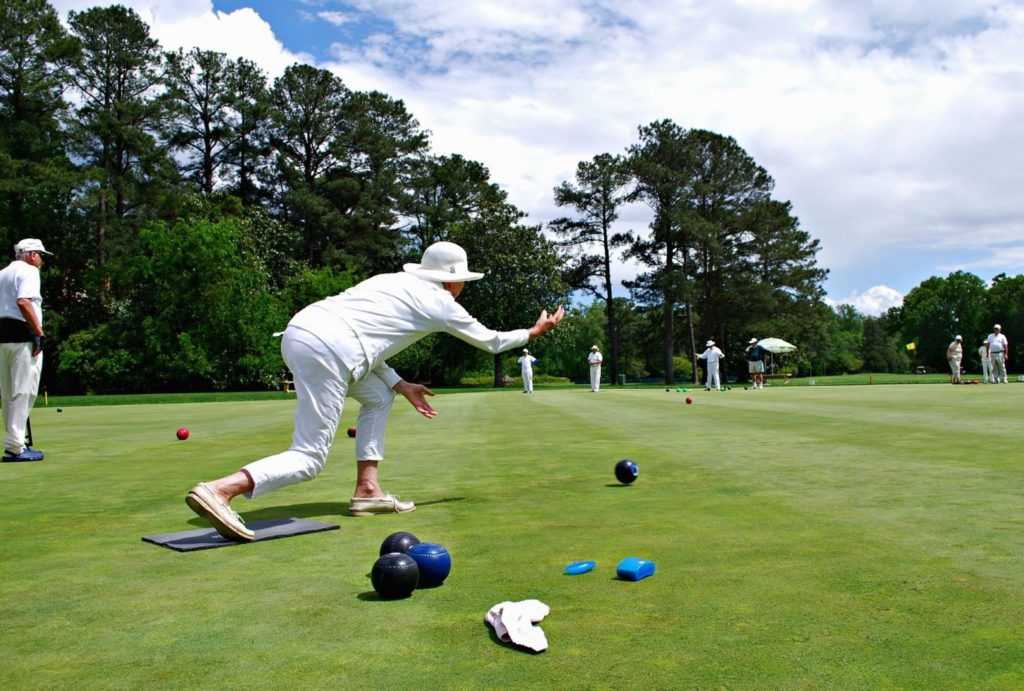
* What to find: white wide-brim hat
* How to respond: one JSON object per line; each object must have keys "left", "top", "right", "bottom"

{"left": 590, "top": 345, "right": 599, "bottom": 350}
{"left": 404, "top": 241, "right": 484, "bottom": 282}
{"left": 749, "top": 338, "right": 758, "bottom": 344}
{"left": 706, "top": 340, "right": 715, "bottom": 347}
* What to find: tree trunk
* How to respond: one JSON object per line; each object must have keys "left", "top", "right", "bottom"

{"left": 492, "top": 352, "right": 505, "bottom": 387}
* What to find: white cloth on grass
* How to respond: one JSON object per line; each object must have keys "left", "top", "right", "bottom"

{"left": 485, "top": 599, "right": 550, "bottom": 652}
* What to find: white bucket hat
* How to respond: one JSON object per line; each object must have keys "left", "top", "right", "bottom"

{"left": 955, "top": 335, "right": 962, "bottom": 341}
{"left": 404, "top": 241, "right": 484, "bottom": 282}
{"left": 706, "top": 340, "right": 715, "bottom": 347}
{"left": 590, "top": 345, "right": 599, "bottom": 351}
{"left": 15, "top": 238, "right": 52, "bottom": 255}
{"left": 749, "top": 338, "right": 758, "bottom": 344}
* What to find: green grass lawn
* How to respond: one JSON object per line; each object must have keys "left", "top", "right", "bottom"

{"left": 2, "top": 384, "right": 1023, "bottom": 689}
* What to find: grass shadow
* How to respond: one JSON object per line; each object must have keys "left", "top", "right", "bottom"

{"left": 185, "top": 497, "right": 468, "bottom": 527}
{"left": 485, "top": 626, "right": 544, "bottom": 655}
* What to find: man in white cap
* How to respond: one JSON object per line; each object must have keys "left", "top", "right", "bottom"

{"left": 517, "top": 348, "right": 537, "bottom": 394}
{"left": 0, "top": 239, "right": 50, "bottom": 462}
{"left": 978, "top": 338, "right": 992, "bottom": 384}
{"left": 587, "top": 345, "right": 602, "bottom": 392}
{"left": 698, "top": 340, "right": 724, "bottom": 391}
{"left": 986, "top": 324, "right": 1009, "bottom": 384}
{"left": 946, "top": 335, "right": 963, "bottom": 384}
{"left": 186, "top": 241, "right": 565, "bottom": 540}
{"left": 745, "top": 338, "right": 766, "bottom": 389}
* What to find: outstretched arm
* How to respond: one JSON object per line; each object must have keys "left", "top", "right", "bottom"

{"left": 393, "top": 380, "right": 437, "bottom": 419}
{"left": 527, "top": 306, "right": 565, "bottom": 340}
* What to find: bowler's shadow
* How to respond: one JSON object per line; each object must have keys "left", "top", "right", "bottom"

{"left": 185, "top": 497, "right": 467, "bottom": 527}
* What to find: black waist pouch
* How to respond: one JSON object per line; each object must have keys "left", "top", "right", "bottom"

{"left": 0, "top": 318, "right": 34, "bottom": 343}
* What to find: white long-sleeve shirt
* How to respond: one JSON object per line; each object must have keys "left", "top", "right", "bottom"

{"left": 288, "top": 271, "right": 529, "bottom": 387}
{"left": 698, "top": 346, "right": 723, "bottom": 363}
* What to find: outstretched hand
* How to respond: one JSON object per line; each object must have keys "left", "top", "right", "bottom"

{"left": 394, "top": 380, "right": 437, "bottom": 419}
{"left": 528, "top": 306, "right": 565, "bottom": 339}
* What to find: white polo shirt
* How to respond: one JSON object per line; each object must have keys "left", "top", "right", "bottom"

{"left": 987, "top": 332, "right": 1008, "bottom": 354}
{"left": 288, "top": 271, "right": 529, "bottom": 386}
{"left": 0, "top": 260, "right": 42, "bottom": 326}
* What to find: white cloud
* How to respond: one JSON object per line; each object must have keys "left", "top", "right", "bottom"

{"left": 317, "top": 11, "right": 350, "bottom": 27}
{"left": 834, "top": 285, "right": 905, "bottom": 315}
{"left": 49, "top": 0, "right": 1024, "bottom": 305}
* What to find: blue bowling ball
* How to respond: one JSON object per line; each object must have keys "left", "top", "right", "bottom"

{"left": 406, "top": 542, "right": 451, "bottom": 588}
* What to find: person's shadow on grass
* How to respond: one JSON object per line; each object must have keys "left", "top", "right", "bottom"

{"left": 185, "top": 497, "right": 466, "bottom": 527}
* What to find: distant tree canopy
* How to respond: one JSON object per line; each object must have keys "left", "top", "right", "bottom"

{"left": 0, "top": 1, "right": 1017, "bottom": 393}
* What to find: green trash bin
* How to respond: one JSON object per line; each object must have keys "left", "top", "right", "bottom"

{"left": 617, "top": 374, "right": 626, "bottom": 386}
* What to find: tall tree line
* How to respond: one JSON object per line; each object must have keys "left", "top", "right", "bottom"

{"left": 0, "top": 1, "right": 566, "bottom": 393}
{"left": 553, "top": 120, "right": 827, "bottom": 384}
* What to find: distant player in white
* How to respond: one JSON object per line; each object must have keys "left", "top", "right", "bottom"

{"left": 518, "top": 348, "right": 537, "bottom": 393}
{"left": 587, "top": 345, "right": 602, "bottom": 392}
{"left": 946, "top": 335, "right": 963, "bottom": 384}
{"left": 978, "top": 339, "right": 991, "bottom": 384}
{"left": 986, "top": 324, "right": 1009, "bottom": 384}
{"left": 698, "top": 340, "right": 724, "bottom": 391}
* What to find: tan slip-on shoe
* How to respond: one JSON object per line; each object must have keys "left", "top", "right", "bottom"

{"left": 348, "top": 493, "right": 416, "bottom": 517}
{"left": 186, "top": 482, "right": 255, "bottom": 541}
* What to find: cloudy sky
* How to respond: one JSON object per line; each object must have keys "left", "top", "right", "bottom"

{"left": 51, "top": 0, "right": 1024, "bottom": 314}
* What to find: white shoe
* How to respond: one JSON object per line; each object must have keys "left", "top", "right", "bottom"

{"left": 348, "top": 493, "right": 415, "bottom": 516}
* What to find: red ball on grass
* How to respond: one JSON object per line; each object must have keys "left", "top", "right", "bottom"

{"left": 176, "top": 427, "right": 190, "bottom": 440}
{"left": 347, "top": 427, "right": 357, "bottom": 438}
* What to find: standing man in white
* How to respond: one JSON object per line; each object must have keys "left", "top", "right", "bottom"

{"left": 186, "top": 241, "right": 565, "bottom": 540}
{"left": 587, "top": 345, "right": 602, "bottom": 392}
{"left": 977, "top": 338, "right": 991, "bottom": 384}
{"left": 946, "top": 335, "right": 963, "bottom": 384}
{"left": 0, "top": 239, "right": 49, "bottom": 463}
{"left": 518, "top": 348, "right": 537, "bottom": 393}
{"left": 986, "top": 324, "right": 1009, "bottom": 384}
{"left": 698, "top": 340, "right": 724, "bottom": 391}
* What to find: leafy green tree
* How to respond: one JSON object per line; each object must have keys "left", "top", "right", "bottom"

{"left": 65, "top": 4, "right": 171, "bottom": 285}
{"left": 0, "top": 0, "right": 76, "bottom": 248}
{"left": 128, "top": 213, "right": 289, "bottom": 390}
{"left": 624, "top": 119, "right": 696, "bottom": 385}
{"left": 268, "top": 64, "right": 349, "bottom": 264}
{"left": 322, "top": 89, "right": 429, "bottom": 274}
{"left": 451, "top": 207, "right": 568, "bottom": 386}
{"left": 404, "top": 154, "right": 505, "bottom": 251}
{"left": 162, "top": 47, "right": 234, "bottom": 195}
{"left": 223, "top": 57, "right": 272, "bottom": 206}
{"left": 899, "top": 271, "right": 988, "bottom": 369}
{"left": 550, "top": 153, "right": 632, "bottom": 385}
{"left": 985, "top": 273, "right": 1024, "bottom": 369}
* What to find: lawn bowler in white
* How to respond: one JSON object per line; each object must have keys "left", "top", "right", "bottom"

{"left": 978, "top": 339, "right": 992, "bottom": 383}
{"left": 186, "top": 242, "right": 565, "bottom": 540}
{"left": 518, "top": 348, "right": 537, "bottom": 393}
{"left": 697, "top": 340, "right": 724, "bottom": 391}
{"left": 0, "top": 239, "right": 50, "bottom": 462}
{"left": 985, "top": 324, "right": 1009, "bottom": 384}
{"left": 587, "top": 345, "right": 602, "bottom": 392}
{"left": 946, "top": 335, "right": 963, "bottom": 384}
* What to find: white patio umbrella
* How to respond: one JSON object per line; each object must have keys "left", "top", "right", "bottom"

{"left": 757, "top": 337, "right": 797, "bottom": 354}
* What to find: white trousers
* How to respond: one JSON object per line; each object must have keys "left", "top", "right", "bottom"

{"left": 990, "top": 352, "right": 1007, "bottom": 383}
{"left": 981, "top": 357, "right": 991, "bottom": 383}
{"left": 522, "top": 369, "right": 534, "bottom": 393}
{"left": 948, "top": 356, "right": 961, "bottom": 381}
{"left": 589, "top": 365, "right": 601, "bottom": 391}
{"left": 705, "top": 363, "right": 721, "bottom": 390}
{"left": 0, "top": 342, "right": 42, "bottom": 453}
{"left": 243, "top": 327, "right": 395, "bottom": 498}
